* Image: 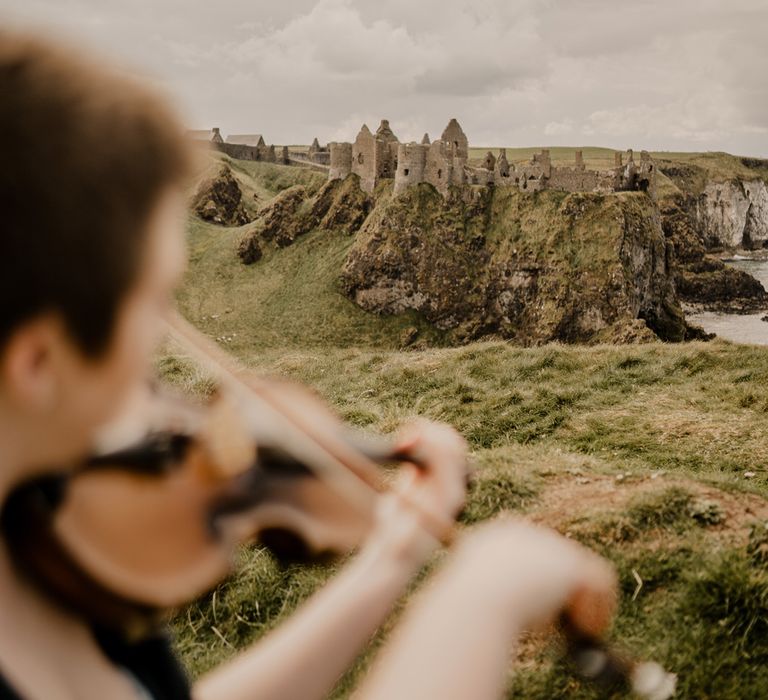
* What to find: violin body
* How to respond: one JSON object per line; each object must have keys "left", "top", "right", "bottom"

{"left": 1, "top": 383, "right": 382, "bottom": 634}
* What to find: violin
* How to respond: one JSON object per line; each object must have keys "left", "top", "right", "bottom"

{"left": 0, "top": 315, "right": 442, "bottom": 635}
{"left": 0, "top": 313, "right": 675, "bottom": 698}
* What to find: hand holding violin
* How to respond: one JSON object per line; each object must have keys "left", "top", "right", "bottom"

{"left": 362, "top": 418, "right": 469, "bottom": 569}
{"left": 1, "top": 313, "right": 675, "bottom": 700}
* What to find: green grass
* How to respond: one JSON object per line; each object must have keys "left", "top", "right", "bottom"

{"left": 166, "top": 154, "right": 768, "bottom": 698}
{"left": 163, "top": 340, "right": 768, "bottom": 699}
{"left": 177, "top": 214, "right": 446, "bottom": 352}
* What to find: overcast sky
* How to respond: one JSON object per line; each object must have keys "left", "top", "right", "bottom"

{"left": 2, "top": 0, "right": 767, "bottom": 156}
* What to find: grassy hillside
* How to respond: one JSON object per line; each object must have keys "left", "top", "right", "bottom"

{"left": 182, "top": 154, "right": 687, "bottom": 349}
{"left": 169, "top": 153, "right": 768, "bottom": 698}
{"left": 163, "top": 338, "right": 768, "bottom": 699}
{"left": 179, "top": 217, "right": 447, "bottom": 352}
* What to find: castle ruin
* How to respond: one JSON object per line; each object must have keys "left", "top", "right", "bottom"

{"left": 307, "top": 137, "right": 330, "bottom": 165}
{"left": 329, "top": 119, "right": 656, "bottom": 199}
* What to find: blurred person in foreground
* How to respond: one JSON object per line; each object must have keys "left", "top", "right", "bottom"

{"left": 0, "top": 30, "right": 616, "bottom": 700}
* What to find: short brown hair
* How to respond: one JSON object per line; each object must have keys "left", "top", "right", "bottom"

{"left": 0, "top": 32, "right": 191, "bottom": 356}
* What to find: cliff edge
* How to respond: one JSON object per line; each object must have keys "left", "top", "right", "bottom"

{"left": 339, "top": 182, "right": 689, "bottom": 344}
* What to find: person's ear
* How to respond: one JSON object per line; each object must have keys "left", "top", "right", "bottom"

{"left": 0, "top": 316, "right": 64, "bottom": 413}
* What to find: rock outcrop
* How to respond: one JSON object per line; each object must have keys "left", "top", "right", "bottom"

{"left": 655, "top": 158, "right": 768, "bottom": 312}
{"left": 258, "top": 185, "right": 310, "bottom": 247}
{"left": 237, "top": 175, "right": 372, "bottom": 264}
{"left": 311, "top": 176, "right": 373, "bottom": 234}
{"left": 661, "top": 200, "right": 768, "bottom": 312}
{"left": 693, "top": 180, "right": 768, "bottom": 249}
{"left": 341, "top": 184, "right": 690, "bottom": 344}
{"left": 192, "top": 165, "right": 251, "bottom": 226}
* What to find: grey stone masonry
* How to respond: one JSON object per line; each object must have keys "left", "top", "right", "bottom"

{"left": 328, "top": 118, "right": 656, "bottom": 199}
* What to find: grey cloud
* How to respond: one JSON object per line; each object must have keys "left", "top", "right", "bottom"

{"left": 0, "top": 0, "right": 766, "bottom": 155}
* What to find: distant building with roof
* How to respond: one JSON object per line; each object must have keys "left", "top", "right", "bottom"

{"left": 226, "top": 134, "right": 266, "bottom": 148}
{"left": 186, "top": 128, "right": 221, "bottom": 143}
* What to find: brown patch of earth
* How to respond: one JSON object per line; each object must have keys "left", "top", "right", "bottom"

{"left": 529, "top": 471, "right": 768, "bottom": 544}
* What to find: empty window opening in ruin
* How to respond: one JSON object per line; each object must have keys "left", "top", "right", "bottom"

{"left": 404, "top": 168, "right": 410, "bottom": 176}
{"left": 437, "top": 169, "right": 442, "bottom": 179}
{"left": 358, "top": 154, "right": 364, "bottom": 164}
{"left": 454, "top": 141, "right": 459, "bottom": 149}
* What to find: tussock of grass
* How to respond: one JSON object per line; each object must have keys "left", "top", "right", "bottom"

{"left": 460, "top": 466, "right": 540, "bottom": 524}
{"left": 684, "top": 553, "right": 768, "bottom": 653}
{"left": 626, "top": 487, "right": 695, "bottom": 533}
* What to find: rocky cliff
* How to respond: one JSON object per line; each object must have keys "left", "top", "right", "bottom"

{"left": 337, "top": 182, "right": 688, "bottom": 344}
{"left": 657, "top": 157, "right": 768, "bottom": 311}
{"left": 692, "top": 179, "right": 768, "bottom": 250}
{"left": 235, "top": 172, "right": 694, "bottom": 344}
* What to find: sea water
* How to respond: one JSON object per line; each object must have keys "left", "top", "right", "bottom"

{"left": 686, "top": 258, "right": 768, "bottom": 345}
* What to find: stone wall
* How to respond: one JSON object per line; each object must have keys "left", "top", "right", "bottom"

{"left": 214, "top": 141, "right": 285, "bottom": 163}
{"left": 394, "top": 143, "right": 428, "bottom": 194}
{"left": 352, "top": 125, "right": 376, "bottom": 191}
{"left": 329, "top": 142, "right": 353, "bottom": 180}
{"left": 328, "top": 117, "right": 656, "bottom": 200}
{"left": 548, "top": 167, "right": 600, "bottom": 192}
{"left": 427, "top": 140, "right": 466, "bottom": 194}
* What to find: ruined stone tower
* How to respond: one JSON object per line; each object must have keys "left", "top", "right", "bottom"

{"left": 394, "top": 142, "right": 428, "bottom": 194}
{"left": 441, "top": 118, "right": 468, "bottom": 161}
{"left": 496, "top": 149, "right": 510, "bottom": 179}
{"left": 347, "top": 120, "right": 399, "bottom": 192}
{"left": 637, "top": 150, "right": 657, "bottom": 198}
{"left": 329, "top": 142, "right": 353, "bottom": 180}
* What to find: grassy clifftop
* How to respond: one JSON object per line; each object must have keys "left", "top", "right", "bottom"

{"left": 468, "top": 146, "right": 768, "bottom": 200}
{"left": 182, "top": 153, "right": 689, "bottom": 349}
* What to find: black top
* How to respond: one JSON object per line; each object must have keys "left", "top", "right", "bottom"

{"left": 0, "top": 627, "right": 191, "bottom": 700}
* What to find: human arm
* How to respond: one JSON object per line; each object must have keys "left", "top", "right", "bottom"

{"left": 355, "top": 519, "right": 617, "bottom": 700}
{"left": 193, "top": 419, "right": 468, "bottom": 700}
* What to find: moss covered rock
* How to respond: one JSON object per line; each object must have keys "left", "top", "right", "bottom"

{"left": 192, "top": 165, "right": 251, "bottom": 226}
{"left": 341, "top": 184, "right": 688, "bottom": 343}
